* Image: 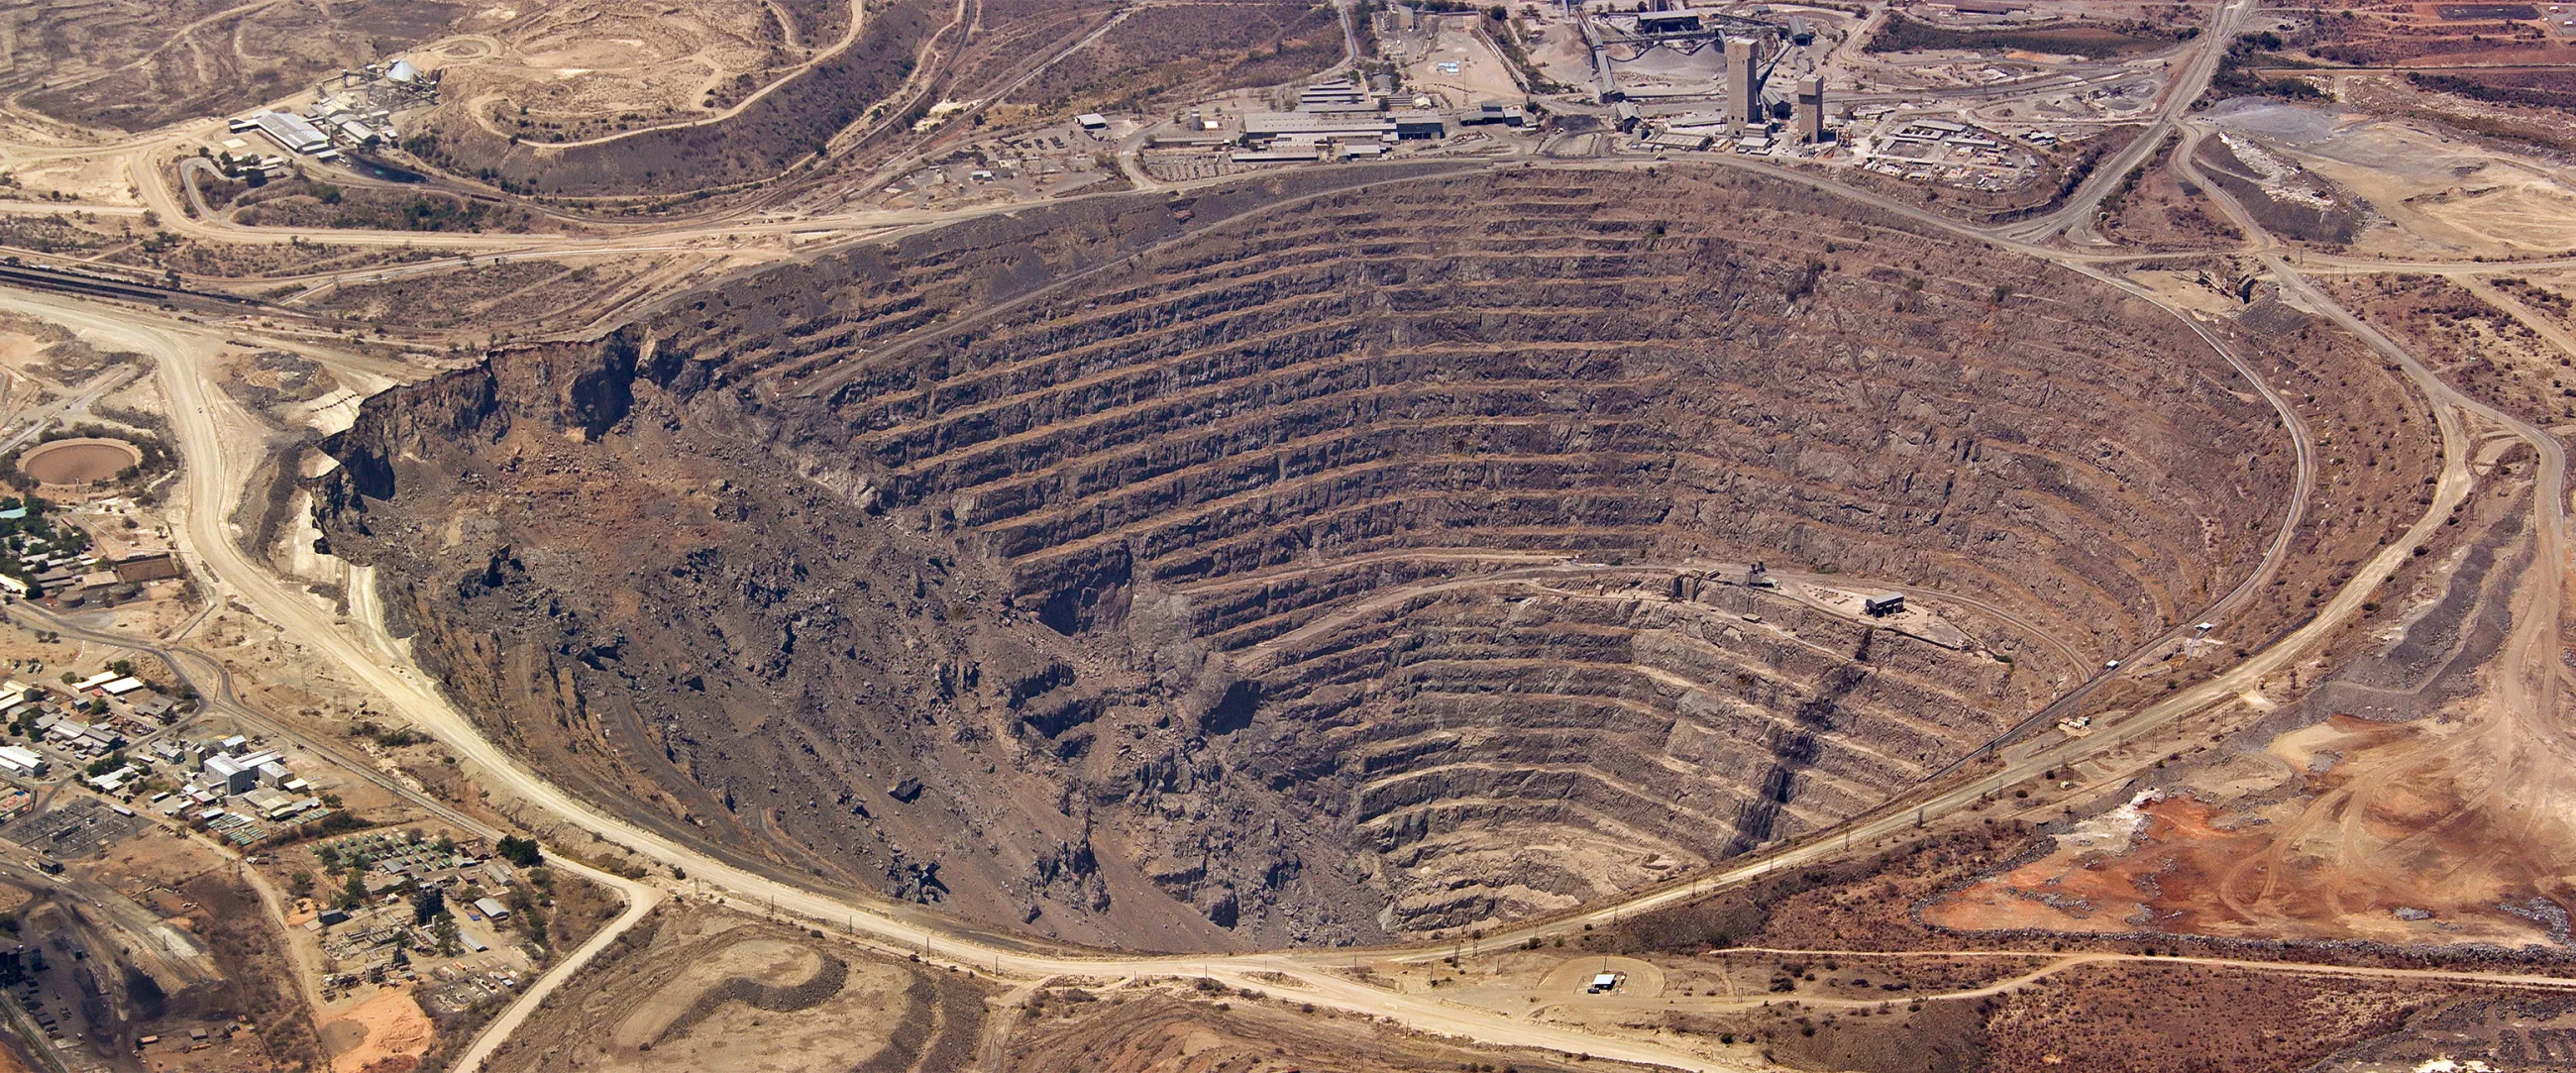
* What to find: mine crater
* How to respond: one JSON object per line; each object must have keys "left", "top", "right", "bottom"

{"left": 317, "top": 165, "right": 2295, "bottom": 948}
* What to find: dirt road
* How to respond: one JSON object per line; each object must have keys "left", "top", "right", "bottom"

{"left": 0, "top": 59, "right": 2546, "bottom": 1069}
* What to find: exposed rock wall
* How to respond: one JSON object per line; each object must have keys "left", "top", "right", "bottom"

{"left": 317, "top": 166, "right": 2292, "bottom": 947}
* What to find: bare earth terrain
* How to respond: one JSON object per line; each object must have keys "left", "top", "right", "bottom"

{"left": 0, "top": 0, "right": 2571, "bottom": 1070}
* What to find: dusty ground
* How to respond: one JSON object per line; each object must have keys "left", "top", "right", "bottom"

{"left": 2209, "top": 98, "right": 2576, "bottom": 258}
{"left": 479, "top": 902, "right": 990, "bottom": 1073}
{"left": 1014, "top": 0, "right": 1344, "bottom": 115}
{"left": 0, "top": 0, "right": 459, "bottom": 132}
{"left": 2315, "top": 272, "right": 2572, "bottom": 428}
{"left": 1912, "top": 353, "right": 2576, "bottom": 951}
{"left": 2096, "top": 133, "right": 2247, "bottom": 251}
{"left": 440, "top": 0, "right": 864, "bottom": 145}
{"left": 319, "top": 986, "right": 433, "bottom": 1073}
{"left": 1007, "top": 985, "right": 1615, "bottom": 1073}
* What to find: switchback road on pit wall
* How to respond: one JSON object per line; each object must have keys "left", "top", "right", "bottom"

{"left": 0, "top": 100, "right": 2521, "bottom": 1073}
{"left": 0, "top": 171, "right": 2446, "bottom": 1073}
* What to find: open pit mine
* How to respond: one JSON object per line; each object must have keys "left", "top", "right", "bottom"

{"left": 312, "top": 166, "right": 2291, "bottom": 951}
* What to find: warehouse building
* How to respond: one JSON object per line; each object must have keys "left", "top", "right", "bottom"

{"left": 1391, "top": 111, "right": 1449, "bottom": 139}
{"left": 0, "top": 746, "right": 46, "bottom": 779}
{"left": 1242, "top": 112, "right": 1397, "bottom": 143}
{"left": 204, "top": 749, "right": 283, "bottom": 795}
{"left": 251, "top": 112, "right": 330, "bottom": 156}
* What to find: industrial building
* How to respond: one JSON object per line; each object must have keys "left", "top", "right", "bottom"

{"left": 1726, "top": 38, "right": 1764, "bottom": 123}
{"left": 1796, "top": 77, "right": 1827, "bottom": 143}
{"left": 1243, "top": 112, "right": 1398, "bottom": 142}
{"left": 250, "top": 112, "right": 330, "bottom": 156}
{"left": 1298, "top": 79, "right": 1370, "bottom": 109}
{"left": 0, "top": 746, "right": 46, "bottom": 779}
{"left": 204, "top": 749, "right": 284, "bottom": 795}
{"left": 1390, "top": 111, "right": 1448, "bottom": 139}
{"left": 1865, "top": 593, "right": 1906, "bottom": 617}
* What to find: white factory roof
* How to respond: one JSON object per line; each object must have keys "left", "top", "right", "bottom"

{"left": 1243, "top": 112, "right": 1396, "bottom": 137}
{"left": 0, "top": 746, "right": 42, "bottom": 773}
{"left": 72, "top": 672, "right": 117, "bottom": 692}
{"left": 207, "top": 748, "right": 283, "bottom": 779}
{"left": 204, "top": 746, "right": 280, "bottom": 772}
{"left": 475, "top": 897, "right": 509, "bottom": 918}
{"left": 252, "top": 112, "right": 331, "bottom": 155}
{"left": 99, "top": 677, "right": 145, "bottom": 696}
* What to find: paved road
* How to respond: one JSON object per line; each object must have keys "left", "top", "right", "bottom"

{"left": 1996, "top": 0, "right": 2257, "bottom": 245}
{"left": 0, "top": 365, "right": 136, "bottom": 456}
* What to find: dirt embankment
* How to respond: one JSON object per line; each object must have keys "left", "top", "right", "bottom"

{"left": 13, "top": 0, "right": 460, "bottom": 131}
{"left": 406, "top": 0, "right": 947, "bottom": 197}
{"left": 478, "top": 907, "right": 990, "bottom": 1073}
{"left": 313, "top": 165, "right": 2298, "bottom": 950}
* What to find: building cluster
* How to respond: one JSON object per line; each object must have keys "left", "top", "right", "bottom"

{"left": 139, "top": 734, "right": 329, "bottom": 843}
{"left": 1854, "top": 116, "right": 2038, "bottom": 189}
{"left": 1583, "top": 5, "right": 1837, "bottom": 155}
{"left": 309, "top": 832, "right": 524, "bottom": 997}
{"left": 229, "top": 57, "right": 437, "bottom": 163}
{"left": 1618, "top": 69, "right": 1831, "bottom": 154}
{"left": 0, "top": 671, "right": 188, "bottom": 781}
{"left": 0, "top": 502, "right": 183, "bottom": 607}
{"left": 1220, "top": 77, "right": 1523, "bottom": 163}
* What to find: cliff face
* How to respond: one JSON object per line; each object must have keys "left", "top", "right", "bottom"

{"left": 316, "top": 166, "right": 2292, "bottom": 948}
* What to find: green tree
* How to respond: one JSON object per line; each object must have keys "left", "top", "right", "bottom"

{"left": 410, "top": 884, "right": 445, "bottom": 925}
{"left": 495, "top": 835, "right": 541, "bottom": 868}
